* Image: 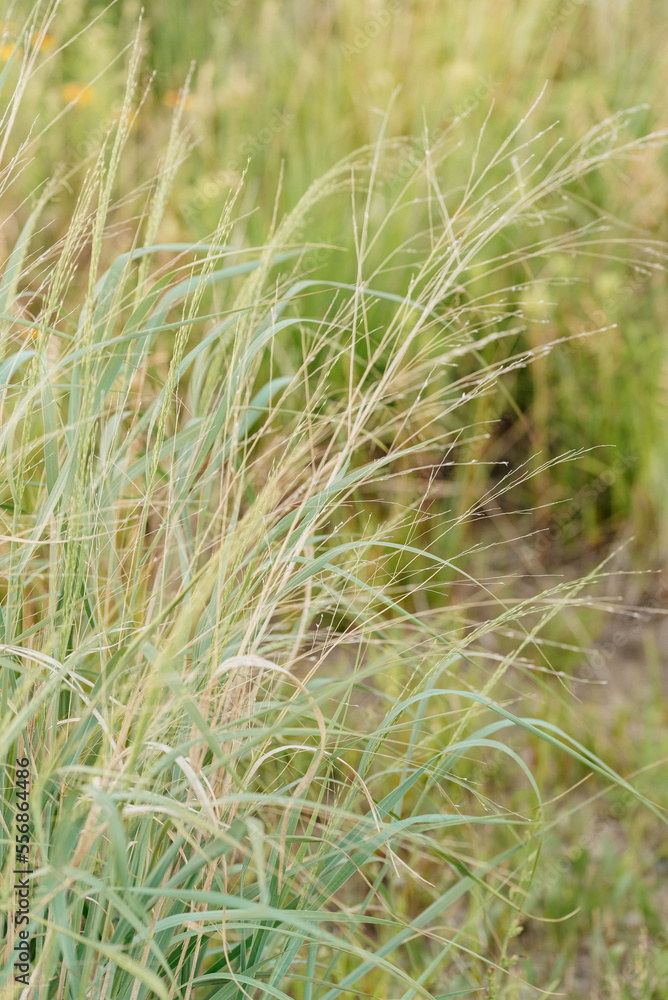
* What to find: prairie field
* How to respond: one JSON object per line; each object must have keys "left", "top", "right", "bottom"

{"left": 0, "top": 2, "right": 667, "bottom": 998}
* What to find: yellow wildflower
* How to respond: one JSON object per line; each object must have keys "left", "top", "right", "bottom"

{"left": 112, "top": 107, "right": 137, "bottom": 132}
{"left": 0, "top": 42, "right": 17, "bottom": 61}
{"left": 31, "top": 32, "right": 55, "bottom": 51}
{"left": 162, "top": 90, "right": 195, "bottom": 110}
{"left": 62, "top": 82, "right": 94, "bottom": 106}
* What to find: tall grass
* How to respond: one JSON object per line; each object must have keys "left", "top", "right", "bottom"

{"left": 1, "top": 13, "right": 667, "bottom": 1000}
{"left": 4, "top": 0, "right": 668, "bottom": 551}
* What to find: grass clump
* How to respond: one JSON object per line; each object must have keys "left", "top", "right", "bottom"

{"left": 0, "top": 12, "right": 667, "bottom": 1000}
